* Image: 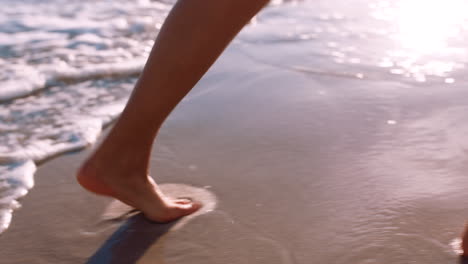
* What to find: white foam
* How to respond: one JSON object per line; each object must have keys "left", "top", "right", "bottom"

{"left": 0, "top": 64, "right": 47, "bottom": 101}
{"left": 0, "top": 117, "right": 102, "bottom": 163}
{"left": 0, "top": 160, "right": 36, "bottom": 234}
{"left": 0, "top": 31, "right": 67, "bottom": 46}
{"left": 0, "top": 77, "right": 134, "bottom": 234}
{"left": 0, "top": 0, "right": 166, "bottom": 102}
{"left": 45, "top": 58, "right": 146, "bottom": 83}
{"left": 450, "top": 238, "right": 464, "bottom": 255}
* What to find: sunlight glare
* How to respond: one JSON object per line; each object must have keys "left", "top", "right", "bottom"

{"left": 395, "top": 0, "right": 468, "bottom": 53}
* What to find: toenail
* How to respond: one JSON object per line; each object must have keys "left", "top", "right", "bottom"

{"left": 177, "top": 197, "right": 193, "bottom": 202}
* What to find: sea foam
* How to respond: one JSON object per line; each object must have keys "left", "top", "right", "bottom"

{"left": 0, "top": 0, "right": 173, "bottom": 234}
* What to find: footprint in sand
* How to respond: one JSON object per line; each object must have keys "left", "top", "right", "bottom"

{"left": 85, "top": 184, "right": 294, "bottom": 264}
{"left": 81, "top": 183, "right": 218, "bottom": 235}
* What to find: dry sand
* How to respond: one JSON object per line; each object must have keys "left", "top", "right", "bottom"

{"left": 1, "top": 43, "right": 468, "bottom": 264}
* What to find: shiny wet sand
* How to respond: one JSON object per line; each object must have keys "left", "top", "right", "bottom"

{"left": 1, "top": 41, "right": 467, "bottom": 263}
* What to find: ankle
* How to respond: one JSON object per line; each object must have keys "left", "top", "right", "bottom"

{"left": 82, "top": 147, "right": 149, "bottom": 178}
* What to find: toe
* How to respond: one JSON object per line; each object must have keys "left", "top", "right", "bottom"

{"left": 174, "top": 198, "right": 193, "bottom": 205}
{"left": 146, "top": 200, "right": 202, "bottom": 223}
{"left": 172, "top": 200, "right": 202, "bottom": 215}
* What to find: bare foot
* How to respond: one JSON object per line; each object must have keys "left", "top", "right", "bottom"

{"left": 462, "top": 222, "right": 468, "bottom": 256}
{"left": 76, "top": 157, "right": 201, "bottom": 223}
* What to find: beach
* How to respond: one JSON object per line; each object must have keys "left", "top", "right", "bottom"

{"left": 1, "top": 0, "right": 468, "bottom": 263}
{"left": 2, "top": 41, "right": 468, "bottom": 263}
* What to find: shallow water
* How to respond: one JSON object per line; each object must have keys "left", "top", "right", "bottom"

{"left": 0, "top": 0, "right": 172, "bottom": 233}
{"left": 1, "top": 0, "right": 468, "bottom": 262}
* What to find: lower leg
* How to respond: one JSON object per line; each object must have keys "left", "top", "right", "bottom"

{"left": 77, "top": 0, "right": 269, "bottom": 222}
{"left": 462, "top": 221, "right": 468, "bottom": 256}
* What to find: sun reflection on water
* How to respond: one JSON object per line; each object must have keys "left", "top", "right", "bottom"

{"left": 371, "top": 0, "right": 468, "bottom": 82}
{"left": 394, "top": 0, "right": 468, "bottom": 54}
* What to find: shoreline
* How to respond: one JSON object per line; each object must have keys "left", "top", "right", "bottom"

{"left": 0, "top": 43, "right": 467, "bottom": 263}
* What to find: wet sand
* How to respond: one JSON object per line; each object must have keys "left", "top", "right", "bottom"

{"left": 1, "top": 42, "right": 468, "bottom": 263}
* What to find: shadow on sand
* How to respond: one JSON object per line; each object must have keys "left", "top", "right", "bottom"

{"left": 86, "top": 214, "right": 176, "bottom": 264}
{"left": 461, "top": 256, "right": 468, "bottom": 264}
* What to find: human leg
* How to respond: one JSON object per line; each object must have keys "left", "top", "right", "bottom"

{"left": 77, "top": 0, "right": 269, "bottom": 222}
{"left": 462, "top": 221, "right": 468, "bottom": 256}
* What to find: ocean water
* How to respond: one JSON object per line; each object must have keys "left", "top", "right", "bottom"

{"left": 1, "top": 0, "right": 468, "bottom": 256}
{"left": 0, "top": 0, "right": 174, "bottom": 233}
